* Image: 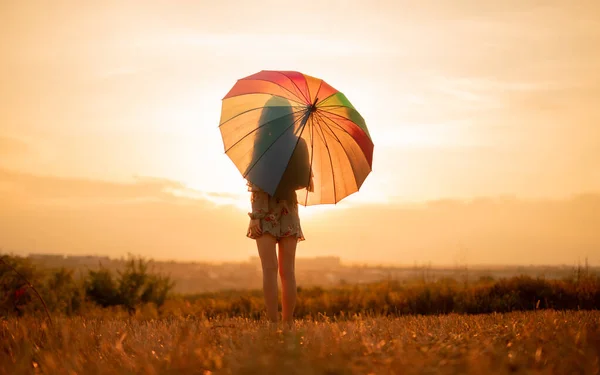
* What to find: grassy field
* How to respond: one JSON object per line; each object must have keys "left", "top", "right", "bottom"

{"left": 1, "top": 310, "right": 598, "bottom": 374}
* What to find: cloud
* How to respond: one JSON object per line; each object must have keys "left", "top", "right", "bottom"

{"left": 0, "top": 169, "right": 599, "bottom": 265}
{"left": 0, "top": 169, "right": 251, "bottom": 262}
{"left": 0, "top": 168, "right": 202, "bottom": 206}
{"left": 165, "top": 186, "right": 247, "bottom": 207}
{"left": 311, "top": 194, "right": 600, "bottom": 265}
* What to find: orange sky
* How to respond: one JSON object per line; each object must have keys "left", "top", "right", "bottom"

{"left": 1, "top": 1, "right": 599, "bottom": 265}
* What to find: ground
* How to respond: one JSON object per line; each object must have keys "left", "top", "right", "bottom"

{"left": 1, "top": 310, "right": 599, "bottom": 374}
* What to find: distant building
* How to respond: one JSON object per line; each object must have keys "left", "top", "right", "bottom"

{"left": 249, "top": 256, "right": 341, "bottom": 270}
{"left": 28, "top": 253, "right": 66, "bottom": 259}
{"left": 66, "top": 255, "right": 111, "bottom": 261}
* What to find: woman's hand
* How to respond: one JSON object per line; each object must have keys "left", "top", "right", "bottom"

{"left": 248, "top": 218, "right": 262, "bottom": 237}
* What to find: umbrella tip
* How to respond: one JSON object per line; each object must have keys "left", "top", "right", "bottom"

{"left": 310, "top": 97, "right": 319, "bottom": 111}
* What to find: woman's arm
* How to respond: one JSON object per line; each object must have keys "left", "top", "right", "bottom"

{"left": 248, "top": 189, "right": 269, "bottom": 220}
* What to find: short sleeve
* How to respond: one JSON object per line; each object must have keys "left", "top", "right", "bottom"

{"left": 247, "top": 182, "right": 268, "bottom": 219}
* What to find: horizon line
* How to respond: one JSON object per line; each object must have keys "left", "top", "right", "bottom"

{"left": 7, "top": 250, "right": 598, "bottom": 269}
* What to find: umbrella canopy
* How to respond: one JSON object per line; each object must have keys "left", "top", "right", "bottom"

{"left": 219, "top": 70, "right": 373, "bottom": 205}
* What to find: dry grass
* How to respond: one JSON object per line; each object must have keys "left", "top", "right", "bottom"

{"left": 1, "top": 310, "right": 599, "bottom": 375}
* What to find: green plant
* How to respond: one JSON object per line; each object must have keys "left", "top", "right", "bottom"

{"left": 85, "top": 255, "right": 174, "bottom": 312}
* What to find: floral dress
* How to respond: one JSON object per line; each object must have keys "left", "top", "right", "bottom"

{"left": 246, "top": 183, "right": 305, "bottom": 242}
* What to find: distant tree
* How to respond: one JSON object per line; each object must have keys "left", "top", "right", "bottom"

{"left": 44, "top": 267, "right": 84, "bottom": 314}
{"left": 85, "top": 255, "right": 175, "bottom": 312}
{"left": 85, "top": 268, "right": 119, "bottom": 308}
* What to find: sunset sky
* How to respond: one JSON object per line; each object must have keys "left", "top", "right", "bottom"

{"left": 1, "top": 1, "right": 599, "bottom": 265}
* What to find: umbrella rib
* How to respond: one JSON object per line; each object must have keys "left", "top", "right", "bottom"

{"left": 314, "top": 92, "right": 338, "bottom": 106}
{"left": 317, "top": 106, "right": 365, "bottom": 121}
{"left": 303, "top": 117, "right": 316, "bottom": 206}
{"left": 223, "top": 107, "right": 308, "bottom": 154}
{"left": 219, "top": 100, "right": 306, "bottom": 127}
{"left": 240, "top": 77, "right": 307, "bottom": 104}
{"left": 312, "top": 79, "right": 324, "bottom": 105}
{"left": 315, "top": 111, "right": 363, "bottom": 192}
{"left": 313, "top": 113, "right": 329, "bottom": 145}
{"left": 242, "top": 109, "right": 310, "bottom": 180}
{"left": 317, "top": 111, "right": 373, "bottom": 146}
{"left": 313, "top": 112, "right": 337, "bottom": 204}
{"left": 315, "top": 105, "right": 345, "bottom": 109}
{"left": 223, "top": 90, "right": 306, "bottom": 106}
{"left": 273, "top": 108, "right": 312, "bottom": 179}
{"left": 317, "top": 111, "right": 373, "bottom": 173}
{"left": 315, "top": 111, "right": 356, "bottom": 151}
{"left": 317, "top": 107, "right": 370, "bottom": 138}
{"left": 276, "top": 71, "right": 310, "bottom": 103}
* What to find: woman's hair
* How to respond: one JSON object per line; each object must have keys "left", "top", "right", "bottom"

{"left": 251, "top": 96, "right": 295, "bottom": 167}
{"left": 248, "top": 97, "right": 312, "bottom": 197}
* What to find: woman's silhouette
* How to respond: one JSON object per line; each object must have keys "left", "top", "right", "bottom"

{"left": 245, "top": 97, "right": 312, "bottom": 328}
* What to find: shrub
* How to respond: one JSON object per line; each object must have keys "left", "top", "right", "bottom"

{"left": 85, "top": 268, "right": 120, "bottom": 308}
{"left": 85, "top": 255, "right": 175, "bottom": 312}
{"left": 43, "top": 267, "right": 85, "bottom": 314}
{"left": 0, "top": 255, "right": 42, "bottom": 316}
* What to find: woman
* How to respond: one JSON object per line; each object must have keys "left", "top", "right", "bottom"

{"left": 245, "top": 97, "right": 312, "bottom": 328}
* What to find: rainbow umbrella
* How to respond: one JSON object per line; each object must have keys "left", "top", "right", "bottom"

{"left": 219, "top": 70, "right": 373, "bottom": 206}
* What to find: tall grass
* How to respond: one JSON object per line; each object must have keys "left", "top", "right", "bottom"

{"left": 1, "top": 310, "right": 599, "bottom": 374}
{"left": 172, "top": 274, "right": 599, "bottom": 320}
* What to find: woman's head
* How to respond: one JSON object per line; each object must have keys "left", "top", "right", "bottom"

{"left": 247, "top": 96, "right": 311, "bottom": 196}
{"left": 245, "top": 97, "right": 296, "bottom": 191}
{"left": 252, "top": 97, "right": 295, "bottom": 155}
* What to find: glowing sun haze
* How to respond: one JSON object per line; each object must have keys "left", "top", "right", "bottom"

{"left": 1, "top": 1, "right": 599, "bottom": 265}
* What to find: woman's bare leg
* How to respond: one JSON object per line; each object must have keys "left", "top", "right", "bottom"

{"left": 256, "top": 234, "right": 279, "bottom": 323}
{"left": 278, "top": 236, "right": 298, "bottom": 327}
